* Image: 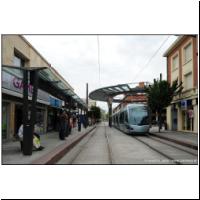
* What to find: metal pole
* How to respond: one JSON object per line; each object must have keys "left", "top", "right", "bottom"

{"left": 86, "top": 83, "right": 88, "bottom": 107}
{"left": 30, "top": 71, "right": 39, "bottom": 136}
{"left": 107, "top": 97, "right": 113, "bottom": 127}
{"left": 22, "top": 70, "right": 32, "bottom": 155}
{"left": 78, "top": 107, "right": 81, "bottom": 132}
{"left": 108, "top": 103, "right": 112, "bottom": 127}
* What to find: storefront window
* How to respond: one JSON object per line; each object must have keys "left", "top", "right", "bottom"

{"left": 47, "top": 110, "right": 54, "bottom": 131}
{"left": 2, "top": 103, "right": 9, "bottom": 139}
{"left": 182, "top": 109, "right": 193, "bottom": 131}
{"left": 36, "top": 109, "right": 45, "bottom": 134}
{"left": 47, "top": 109, "right": 59, "bottom": 132}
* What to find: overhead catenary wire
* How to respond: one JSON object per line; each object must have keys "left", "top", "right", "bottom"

{"left": 133, "top": 35, "right": 171, "bottom": 81}
{"left": 97, "top": 35, "right": 101, "bottom": 86}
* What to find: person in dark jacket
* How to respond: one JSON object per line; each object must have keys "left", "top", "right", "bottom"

{"left": 59, "top": 110, "right": 67, "bottom": 140}
{"left": 78, "top": 114, "right": 81, "bottom": 132}
{"left": 65, "top": 112, "right": 69, "bottom": 137}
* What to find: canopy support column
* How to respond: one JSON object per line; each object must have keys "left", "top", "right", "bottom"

{"left": 107, "top": 97, "right": 113, "bottom": 127}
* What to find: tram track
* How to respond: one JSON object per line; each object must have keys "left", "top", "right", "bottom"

{"left": 147, "top": 135, "right": 198, "bottom": 156}
{"left": 68, "top": 127, "right": 97, "bottom": 164}
{"left": 104, "top": 123, "right": 114, "bottom": 164}
{"left": 133, "top": 136, "right": 182, "bottom": 164}
{"left": 133, "top": 135, "right": 197, "bottom": 164}
{"left": 114, "top": 126, "right": 197, "bottom": 164}
{"left": 66, "top": 123, "right": 114, "bottom": 164}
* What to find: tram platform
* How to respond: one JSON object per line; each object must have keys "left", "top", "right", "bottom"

{"left": 2, "top": 125, "right": 96, "bottom": 164}
{"left": 149, "top": 126, "right": 198, "bottom": 150}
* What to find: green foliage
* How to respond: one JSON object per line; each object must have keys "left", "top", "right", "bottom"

{"left": 145, "top": 79, "right": 183, "bottom": 112}
{"left": 145, "top": 77, "right": 183, "bottom": 132}
{"left": 88, "top": 106, "right": 101, "bottom": 120}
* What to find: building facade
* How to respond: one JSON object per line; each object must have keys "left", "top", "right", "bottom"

{"left": 2, "top": 35, "right": 77, "bottom": 141}
{"left": 88, "top": 99, "right": 97, "bottom": 110}
{"left": 163, "top": 35, "right": 198, "bottom": 133}
{"left": 113, "top": 82, "right": 147, "bottom": 112}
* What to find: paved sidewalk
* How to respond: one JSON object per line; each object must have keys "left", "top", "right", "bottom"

{"left": 2, "top": 126, "right": 95, "bottom": 164}
{"left": 149, "top": 126, "right": 198, "bottom": 149}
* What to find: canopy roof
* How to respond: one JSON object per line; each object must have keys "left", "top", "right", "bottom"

{"left": 2, "top": 65, "right": 87, "bottom": 109}
{"left": 89, "top": 82, "right": 149, "bottom": 103}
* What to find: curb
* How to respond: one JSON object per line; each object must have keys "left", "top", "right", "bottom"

{"left": 31, "top": 126, "right": 96, "bottom": 164}
{"left": 149, "top": 133, "right": 198, "bottom": 150}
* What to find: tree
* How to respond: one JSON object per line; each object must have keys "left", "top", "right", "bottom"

{"left": 88, "top": 106, "right": 101, "bottom": 122}
{"left": 145, "top": 75, "right": 183, "bottom": 132}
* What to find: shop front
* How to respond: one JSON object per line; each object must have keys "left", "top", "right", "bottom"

{"left": 2, "top": 102, "right": 9, "bottom": 140}
{"left": 180, "top": 99, "right": 194, "bottom": 132}
{"left": 47, "top": 96, "right": 63, "bottom": 132}
{"left": 2, "top": 70, "right": 50, "bottom": 140}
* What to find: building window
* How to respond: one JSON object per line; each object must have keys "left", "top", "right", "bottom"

{"left": 13, "top": 54, "right": 25, "bottom": 67}
{"left": 183, "top": 43, "right": 192, "bottom": 64}
{"left": 13, "top": 54, "right": 25, "bottom": 78}
{"left": 172, "top": 54, "right": 179, "bottom": 71}
{"left": 184, "top": 72, "right": 193, "bottom": 90}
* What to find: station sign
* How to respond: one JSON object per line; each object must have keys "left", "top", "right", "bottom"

{"left": 181, "top": 100, "right": 187, "bottom": 110}
{"left": 49, "top": 96, "right": 62, "bottom": 108}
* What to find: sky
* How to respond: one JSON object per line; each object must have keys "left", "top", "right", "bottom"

{"left": 24, "top": 35, "right": 178, "bottom": 111}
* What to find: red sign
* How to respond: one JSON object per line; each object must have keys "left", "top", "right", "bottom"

{"left": 188, "top": 109, "right": 194, "bottom": 118}
{"left": 13, "top": 77, "right": 33, "bottom": 93}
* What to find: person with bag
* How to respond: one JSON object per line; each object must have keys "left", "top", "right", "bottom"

{"left": 18, "top": 124, "right": 44, "bottom": 152}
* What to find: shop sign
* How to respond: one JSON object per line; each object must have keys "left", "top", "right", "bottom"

{"left": 2, "top": 71, "right": 49, "bottom": 102}
{"left": 13, "top": 76, "right": 33, "bottom": 94}
{"left": 49, "top": 96, "right": 62, "bottom": 108}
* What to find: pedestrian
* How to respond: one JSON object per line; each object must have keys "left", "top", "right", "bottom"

{"left": 69, "top": 114, "right": 73, "bottom": 135}
{"left": 78, "top": 114, "right": 81, "bottom": 132}
{"left": 18, "top": 124, "right": 44, "bottom": 152}
{"left": 73, "top": 114, "right": 76, "bottom": 128}
{"left": 59, "top": 110, "right": 67, "bottom": 140}
{"left": 83, "top": 115, "right": 87, "bottom": 128}
{"left": 64, "top": 111, "right": 69, "bottom": 137}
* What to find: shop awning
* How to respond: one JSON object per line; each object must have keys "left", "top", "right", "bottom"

{"left": 2, "top": 65, "right": 87, "bottom": 109}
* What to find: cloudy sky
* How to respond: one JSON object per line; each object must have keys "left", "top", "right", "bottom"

{"left": 24, "top": 35, "right": 178, "bottom": 111}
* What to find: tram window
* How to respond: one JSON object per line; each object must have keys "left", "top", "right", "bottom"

{"left": 129, "top": 106, "right": 149, "bottom": 125}
{"left": 124, "top": 111, "right": 128, "bottom": 123}
{"left": 120, "top": 112, "right": 124, "bottom": 123}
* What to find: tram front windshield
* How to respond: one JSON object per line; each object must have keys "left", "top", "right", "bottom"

{"left": 129, "top": 106, "right": 149, "bottom": 125}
